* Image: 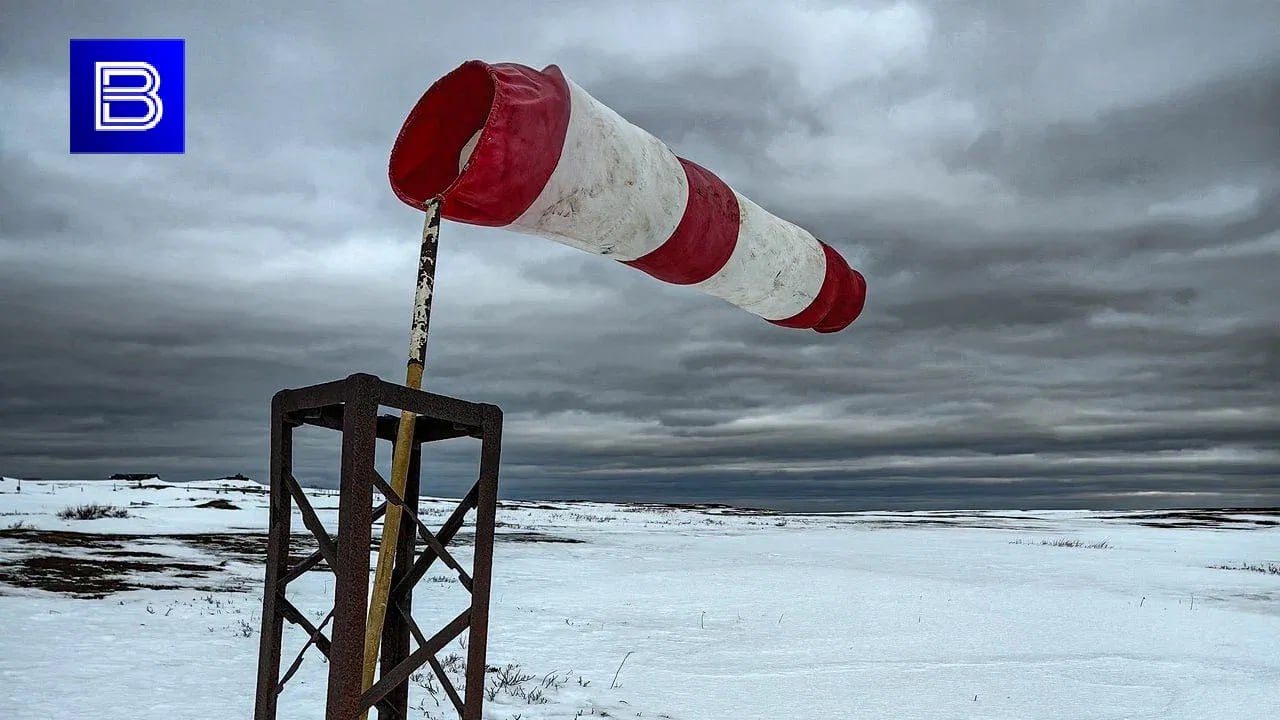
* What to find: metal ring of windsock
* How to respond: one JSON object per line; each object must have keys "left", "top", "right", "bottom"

{"left": 387, "top": 60, "right": 867, "bottom": 333}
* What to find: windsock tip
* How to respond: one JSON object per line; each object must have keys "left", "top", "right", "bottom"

{"left": 813, "top": 268, "right": 867, "bottom": 334}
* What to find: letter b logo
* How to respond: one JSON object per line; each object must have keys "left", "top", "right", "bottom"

{"left": 71, "top": 40, "right": 184, "bottom": 153}
{"left": 95, "top": 61, "right": 164, "bottom": 131}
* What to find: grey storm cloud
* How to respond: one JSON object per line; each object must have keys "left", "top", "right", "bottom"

{"left": 1, "top": 0, "right": 1277, "bottom": 510}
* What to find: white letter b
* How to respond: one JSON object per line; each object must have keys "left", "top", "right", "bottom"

{"left": 95, "top": 61, "right": 163, "bottom": 131}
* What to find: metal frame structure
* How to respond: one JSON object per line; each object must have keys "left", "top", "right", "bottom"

{"left": 254, "top": 372, "right": 502, "bottom": 720}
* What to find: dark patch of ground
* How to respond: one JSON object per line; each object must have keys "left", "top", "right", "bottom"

{"left": 0, "top": 526, "right": 583, "bottom": 598}
{"left": 498, "top": 501, "right": 564, "bottom": 511}
{"left": 1103, "top": 508, "right": 1280, "bottom": 529}
{"left": 131, "top": 483, "right": 266, "bottom": 495}
{"left": 174, "top": 532, "right": 324, "bottom": 568}
{"left": 195, "top": 499, "right": 241, "bottom": 510}
{"left": 496, "top": 531, "right": 584, "bottom": 544}
{"left": 2, "top": 528, "right": 131, "bottom": 550}
{"left": 99, "top": 549, "right": 169, "bottom": 558}
{"left": 0, "top": 555, "right": 231, "bottom": 599}
{"left": 910, "top": 512, "right": 1045, "bottom": 521}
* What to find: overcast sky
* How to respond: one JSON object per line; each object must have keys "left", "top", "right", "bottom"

{"left": 2, "top": 0, "right": 1277, "bottom": 510}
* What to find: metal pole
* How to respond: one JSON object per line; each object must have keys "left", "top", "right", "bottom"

{"left": 253, "top": 398, "right": 293, "bottom": 720}
{"left": 361, "top": 197, "right": 442, "bottom": 716}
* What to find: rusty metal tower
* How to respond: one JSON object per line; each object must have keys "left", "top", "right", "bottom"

{"left": 253, "top": 373, "right": 502, "bottom": 719}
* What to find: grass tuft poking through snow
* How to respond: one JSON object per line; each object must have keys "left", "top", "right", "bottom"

{"left": 409, "top": 655, "right": 597, "bottom": 718}
{"left": 55, "top": 503, "right": 130, "bottom": 520}
{"left": 1010, "top": 537, "right": 1112, "bottom": 549}
{"left": 1209, "top": 562, "right": 1280, "bottom": 576}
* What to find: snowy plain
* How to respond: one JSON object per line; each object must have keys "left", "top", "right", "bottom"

{"left": 0, "top": 477, "right": 1277, "bottom": 719}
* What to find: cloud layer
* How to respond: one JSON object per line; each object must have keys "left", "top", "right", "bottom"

{"left": 2, "top": 0, "right": 1277, "bottom": 509}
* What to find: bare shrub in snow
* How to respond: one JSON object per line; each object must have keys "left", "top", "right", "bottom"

{"left": 1010, "top": 537, "right": 1111, "bottom": 549}
{"left": 57, "top": 504, "right": 130, "bottom": 520}
{"left": 1209, "top": 562, "right": 1280, "bottom": 576}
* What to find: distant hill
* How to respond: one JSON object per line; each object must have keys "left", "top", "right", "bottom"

{"left": 109, "top": 473, "right": 160, "bottom": 481}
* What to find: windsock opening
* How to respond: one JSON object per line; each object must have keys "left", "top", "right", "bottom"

{"left": 389, "top": 60, "right": 571, "bottom": 226}
{"left": 389, "top": 61, "right": 493, "bottom": 208}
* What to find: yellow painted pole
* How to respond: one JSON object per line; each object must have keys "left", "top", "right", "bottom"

{"left": 360, "top": 197, "right": 442, "bottom": 717}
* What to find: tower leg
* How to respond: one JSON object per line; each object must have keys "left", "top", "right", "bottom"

{"left": 253, "top": 398, "right": 293, "bottom": 720}
{"left": 327, "top": 382, "right": 378, "bottom": 720}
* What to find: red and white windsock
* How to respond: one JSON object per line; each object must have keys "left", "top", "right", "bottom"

{"left": 388, "top": 60, "right": 867, "bottom": 333}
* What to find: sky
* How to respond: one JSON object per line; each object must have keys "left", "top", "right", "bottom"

{"left": 1, "top": 0, "right": 1277, "bottom": 511}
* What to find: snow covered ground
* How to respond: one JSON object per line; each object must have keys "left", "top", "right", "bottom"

{"left": 1, "top": 479, "right": 1277, "bottom": 719}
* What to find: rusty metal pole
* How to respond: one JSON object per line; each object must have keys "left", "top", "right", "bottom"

{"left": 328, "top": 376, "right": 378, "bottom": 719}
{"left": 463, "top": 409, "right": 502, "bottom": 719}
{"left": 253, "top": 397, "right": 293, "bottom": 720}
{"left": 361, "top": 197, "right": 442, "bottom": 715}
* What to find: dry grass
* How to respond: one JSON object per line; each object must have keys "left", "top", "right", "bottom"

{"left": 57, "top": 504, "right": 130, "bottom": 520}
{"left": 1209, "top": 562, "right": 1280, "bottom": 576}
{"left": 1010, "top": 537, "right": 1112, "bottom": 549}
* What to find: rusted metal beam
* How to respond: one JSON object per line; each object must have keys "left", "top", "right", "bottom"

{"left": 253, "top": 398, "right": 293, "bottom": 720}
{"left": 280, "top": 502, "right": 386, "bottom": 586}
{"left": 396, "top": 602, "right": 428, "bottom": 649}
{"left": 370, "top": 470, "right": 472, "bottom": 590}
{"left": 276, "top": 373, "right": 493, "bottom": 428}
{"left": 273, "top": 377, "right": 352, "bottom": 415}
{"left": 327, "top": 376, "right": 378, "bottom": 720}
{"left": 287, "top": 404, "right": 475, "bottom": 444}
{"left": 428, "top": 654, "right": 465, "bottom": 717}
{"left": 367, "top": 374, "right": 491, "bottom": 429}
{"left": 277, "top": 597, "right": 397, "bottom": 717}
{"left": 278, "top": 608, "right": 335, "bottom": 692}
{"left": 279, "top": 597, "right": 332, "bottom": 656}
{"left": 284, "top": 473, "right": 339, "bottom": 571}
{"left": 358, "top": 610, "right": 472, "bottom": 715}
{"left": 463, "top": 408, "right": 503, "bottom": 720}
{"left": 392, "top": 483, "right": 479, "bottom": 597}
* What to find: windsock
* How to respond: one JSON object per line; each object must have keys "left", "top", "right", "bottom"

{"left": 388, "top": 60, "right": 866, "bottom": 332}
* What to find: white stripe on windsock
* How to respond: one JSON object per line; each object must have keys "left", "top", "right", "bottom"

{"left": 693, "top": 192, "right": 828, "bottom": 321}
{"left": 388, "top": 60, "right": 866, "bottom": 333}
{"left": 512, "top": 79, "right": 690, "bottom": 262}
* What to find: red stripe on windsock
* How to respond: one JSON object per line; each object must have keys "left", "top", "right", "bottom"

{"left": 817, "top": 266, "right": 867, "bottom": 333}
{"left": 770, "top": 242, "right": 866, "bottom": 332}
{"left": 768, "top": 242, "right": 842, "bottom": 329}
{"left": 389, "top": 61, "right": 570, "bottom": 225}
{"left": 622, "top": 159, "right": 739, "bottom": 285}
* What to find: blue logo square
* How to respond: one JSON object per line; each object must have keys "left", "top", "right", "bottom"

{"left": 70, "top": 39, "right": 185, "bottom": 154}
